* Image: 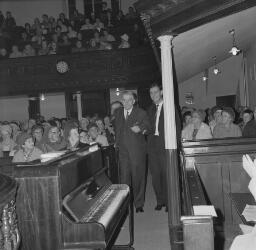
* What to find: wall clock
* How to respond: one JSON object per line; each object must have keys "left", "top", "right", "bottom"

{"left": 56, "top": 61, "right": 69, "bottom": 73}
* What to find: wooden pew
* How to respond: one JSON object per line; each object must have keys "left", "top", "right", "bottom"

{"left": 182, "top": 138, "right": 256, "bottom": 225}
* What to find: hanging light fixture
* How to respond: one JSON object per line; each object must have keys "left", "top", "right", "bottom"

{"left": 229, "top": 29, "right": 241, "bottom": 56}
{"left": 202, "top": 69, "right": 208, "bottom": 81}
{"left": 116, "top": 88, "right": 120, "bottom": 96}
{"left": 213, "top": 56, "right": 221, "bottom": 75}
{"left": 40, "top": 93, "right": 45, "bottom": 101}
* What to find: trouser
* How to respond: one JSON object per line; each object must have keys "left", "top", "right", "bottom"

{"left": 118, "top": 146, "right": 146, "bottom": 209}
{"left": 148, "top": 136, "right": 167, "bottom": 206}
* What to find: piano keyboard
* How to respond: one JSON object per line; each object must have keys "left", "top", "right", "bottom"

{"left": 81, "top": 184, "right": 129, "bottom": 227}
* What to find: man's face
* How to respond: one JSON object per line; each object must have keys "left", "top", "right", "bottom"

{"left": 122, "top": 93, "right": 135, "bottom": 110}
{"left": 88, "top": 127, "right": 98, "bottom": 140}
{"left": 243, "top": 113, "right": 252, "bottom": 124}
{"left": 222, "top": 111, "right": 231, "bottom": 125}
{"left": 150, "top": 86, "right": 162, "bottom": 104}
{"left": 48, "top": 127, "right": 60, "bottom": 143}
{"left": 33, "top": 128, "right": 43, "bottom": 141}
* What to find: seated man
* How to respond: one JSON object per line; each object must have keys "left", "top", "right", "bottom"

{"left": 213, "top": 107, "right": 242, "bottom": 138}
{"left": 84, "top": 123, "right": 109, "bottom": 147}
{"left": 242, "top": 109, "right": 256, "bottom": 137}
{"left": 182, "top": 110, "right": 212, "bottom": 140}
{"left": 13, "top": 133, "right": 42, "bottom": 162}
{"left": 45, "top": 125, "right": 67, "bottom": 152}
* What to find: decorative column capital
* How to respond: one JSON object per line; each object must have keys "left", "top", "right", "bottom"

{"left": 157, "top": 35, "right": 174, "bottom": 48}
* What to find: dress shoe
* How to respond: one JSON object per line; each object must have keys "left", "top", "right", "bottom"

{"left": 155, "top": 204, "right": 165, "bottom": 211}
{"left": 136, "top": 207, "right": 144, "bottom": 213}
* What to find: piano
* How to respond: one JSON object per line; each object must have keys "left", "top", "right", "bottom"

{"left": 0, "top": 145, "right": 134, "bottom": 250}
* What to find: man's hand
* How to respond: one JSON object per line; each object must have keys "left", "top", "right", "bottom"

{"left": 130, "top": 125, "right": 141, "bottom": 133}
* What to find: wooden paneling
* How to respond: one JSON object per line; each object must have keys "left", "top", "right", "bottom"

{"left": 0, "top": 47, "right": 159, "bottom": 97}
{"left": 183, "top": 138, "right": 256, "bottom": 224}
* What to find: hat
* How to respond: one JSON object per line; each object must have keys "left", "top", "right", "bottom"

{"left": 120, "top": 34, "right": 129, "bottom": 42}
{"left": 16, "top": 133, "right": 32, "bottom": 146}
{"left": 0, "top": 124, "right": 12, "bottom": 135}
{"left": 222, "top": 107, "right": 235, "bottom": 120}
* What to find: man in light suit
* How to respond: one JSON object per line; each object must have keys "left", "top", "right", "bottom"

{"left": 114, "top": 91, "right": 150, "bottom": 213}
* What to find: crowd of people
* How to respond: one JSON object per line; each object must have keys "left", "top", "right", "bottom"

{"left": 181, "top": 105, "right": 256, "bottom": 140}
{"left": 0, "top": 112, "right": 117, "bottom": 162}
{"left": 0, "top": 5, "right": 147, "bottom": 59}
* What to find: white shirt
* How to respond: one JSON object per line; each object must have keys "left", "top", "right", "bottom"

{"left": 155, "top": 101, "right": 163, "bottom": 136}
{"left": 124, "top": 107, "right": 133, "bottom": 119}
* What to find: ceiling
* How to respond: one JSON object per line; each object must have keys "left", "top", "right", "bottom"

{"left": 172, "top": 6, "right": 256, "bottom": 83}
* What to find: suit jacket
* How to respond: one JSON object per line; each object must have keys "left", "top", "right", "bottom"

{"left": 147, "top": 103, "right": 182, "bottom": 150}
{"left": 147, "top": 104, "right": 165, "bottom": 149}
{"left": 114, "top": 106, "right": 150, "bottom": 153}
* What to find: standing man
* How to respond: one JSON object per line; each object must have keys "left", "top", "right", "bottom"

{"left": 147, "top": 83, "right": 167, "bottom": 211}
{"left": 114, "top": 91, "right": 150, "bottom": 213}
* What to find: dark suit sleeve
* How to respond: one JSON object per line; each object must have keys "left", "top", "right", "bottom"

{"left": 138, "top": 109, "right": 151, "bottom": 135}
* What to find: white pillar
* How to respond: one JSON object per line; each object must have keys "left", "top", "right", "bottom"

{"left": 158, "top": 35, "right": 177, "bottom": 150}
{"left": 76, "top": 92, "right": 82, "bottom": 121}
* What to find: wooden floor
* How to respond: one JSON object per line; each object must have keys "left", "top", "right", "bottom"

{"left": 115, "top": 175, "right": 170, "bottom": 250}
{"left": 115, "top": 175, "right": 241, "bottom": 250}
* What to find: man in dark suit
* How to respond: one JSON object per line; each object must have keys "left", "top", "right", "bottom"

{"left": 114, "top": 91, "right": 150, "bottom": 213}
{"left": 147, "top": 83, "right": 167, "bottom": 211}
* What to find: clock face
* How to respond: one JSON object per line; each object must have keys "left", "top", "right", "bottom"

{"left": 56, "top": 61, "right": 69, "bottom": 73}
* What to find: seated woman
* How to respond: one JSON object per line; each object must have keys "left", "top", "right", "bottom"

{"left": 83, "top": 123, "right": 109, "bottom": 146}
{"left": 182, "top": 111, "right": 192, "bottom": 128}
{"left": 209, "top": 106, "right": 222, "bottom": 133}
{"left": 45, "top": 125, "right": 67, "bottom": 152}
{"left": 32, "top": 125, "right": 47, "bottom": 152}
{"left": 0, "top": 124, "right": 16, "bottom": 156}
{"left": 182, "top": 110, "right": 212, "bottom": 140}
{"left": 242, "top": 109, "right": 256, "bottom": 137}
{"left": 213, "top": 107, "right": 242, "bottom": 138}
{"left": 63, "top": 120, "right": 84, "bottom": 150}
{"left": 12, "top": 133, "right": 42, "bottom": 162}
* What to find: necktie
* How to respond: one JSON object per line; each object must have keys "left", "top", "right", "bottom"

{"left": 125, "top": 110, "right": 129, "bottom": 120}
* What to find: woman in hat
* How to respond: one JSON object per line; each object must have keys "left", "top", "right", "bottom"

{"left": 182, "top": 110, "right": 212, "bottom": 140}
{"left": 118, "top": 34, "right": 130, "bottom": 49}
{"left": 213, "top": 107, "right": 242, "bottom": 138}
{"left": 12, "top": 133, "right": 43, "bottom": 162}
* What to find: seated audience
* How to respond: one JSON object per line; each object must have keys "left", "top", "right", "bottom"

{"left": 9, "top": 45, "right": 23, "bottom": 58}
{"left": 94, "top": 18, "right": 104, "bottom": 31}
{"left": 63, "top": 121, "right": 82, "bottom": 150}
{"left": 86, "top": 123, "right": 109, "bottom": 146}
{"left": 182, "top": 111, "right": 192, "bottom": 128}
{"left": 118, "top": 34, "right": 130, "bottom": 49}
{"left": 209, "top": 106, "right": 222, "bottom": 133}
{"left": 242, "top": 108, "right": 256, "bottom": 137}
{"left": 0, "top": 48, "right": 8, "bottom": 59}
{"left": 38, "top": 40, "right": 49, "bottom": 55}
{"left": 213, "top": 107, "right": 242, "bottom": 138}
{"left": 12, "top": 133, "right": 42, "bottom": 162}
{"left": 182, "top": 110, "right": 212, "bottom": 140}
{"left": 80, "top": 18, "right": 94, "bottom": 30}
{"left": 101, "top": 29, "right": 116, "bottom": 42}
{"left": 0, "top": 124, "right": 16, "bottom": 156}
{"left": 32, "top": 125, "right": 47, "bottom": 152}
{"left": 23, "top": 43, "right": 36, "bottom": 57}
{"left": 9, "top": 122, "right": 21, "bottom": 141}
{"left": 67, "top": 25, "right": 77, "bottom": 39}
{"left": 71, "top": 40, "right": 86, "bottom": 53}
{"left": 45, "top": 125, "right": 66, "bottom": 152}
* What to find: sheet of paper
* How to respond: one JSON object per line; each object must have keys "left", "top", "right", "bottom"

{"left": 242, "top": 205, "right": 256, "bottom": 222}
{"left": 239, "top": 224, "right": 254, "bottom": 234}
{"left": 193, "top": 205, "right": 217, "bottom": 217}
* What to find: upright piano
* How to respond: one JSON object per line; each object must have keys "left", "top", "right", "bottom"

{"left": 0, "top": 145, "right": 134, "bottom": 250}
